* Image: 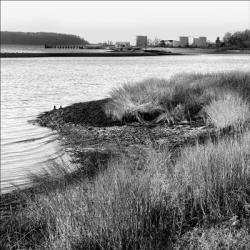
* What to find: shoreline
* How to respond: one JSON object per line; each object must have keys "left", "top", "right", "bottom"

{"left": 1, "top": 48, "right": 249, "bottom": 58}
{"left": 0, "top": 51, "right": 183, "bottom": 58}
{"left": 1, "top": 72, "right": 250, "bottom": 249}
{"left": 0, "top": 97, "right": 221, "bottom": 198}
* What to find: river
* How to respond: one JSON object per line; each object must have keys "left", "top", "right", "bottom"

{"left": 1, "top": 54, "right": 250, "bottom": 193}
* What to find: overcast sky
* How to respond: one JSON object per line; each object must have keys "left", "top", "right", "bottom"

{"left": 1, "top": 1, "right": 249, "bottom": 43}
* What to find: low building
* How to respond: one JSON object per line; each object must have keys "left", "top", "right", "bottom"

{"left": 115, "top": 42, "right": 130, "bottom": 48}
{"left": 179, "top": 36, "right": 189, "bottom": 47}
{"left": 173, "top": 40, "right": 180, "bottom": 47}
{"left": 136, "top": 36, "right": 148, "bottom": 48}
{"left": 164, "top": 40, "right": 174, "bottom": 47}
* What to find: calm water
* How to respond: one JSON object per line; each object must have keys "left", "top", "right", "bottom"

{"left": 1, "top": 54, "right": 250, "bottom": 193}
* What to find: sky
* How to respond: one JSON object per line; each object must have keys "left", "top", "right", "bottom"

{"left": 1, "top": 1, "right": 250, "bottom": 44}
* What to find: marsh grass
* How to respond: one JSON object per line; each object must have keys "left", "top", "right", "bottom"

{"left": 106, "top": 72, "right": 250, "bottom": 128}
{"left": 204, "top": 91, "right": 250, "bottom": 129}
{"left": 1, "top": 71, "right": 250, "bottom": 249}
{"left": 172, "top": 130, "right": 250, "bottom": 219}
{"left": 1, "top": 129, "right": 249, "bottom": 249}
{"left": 174, "top": 226, "right": 250, "bottom": 249}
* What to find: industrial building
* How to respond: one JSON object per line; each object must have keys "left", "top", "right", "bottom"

{"left": 164, "top": 40, "right": 174, "bottom": 47}
{"left": 115, "top": 42, "right": 130, "bottom": 48}
{"left": 179, "top": 36, "right": 189, "bottom": 47}
{"left": 192, "top": 37, "right": 207, "bottom": 47}
{"left": 173, "top": 40, "right": 180, "bottom": 47}
{"left": 192, "top": 38, "right": 199, "bottom": 47}
{"left": 136, "top": 36, "right": 148, "bottom": 48}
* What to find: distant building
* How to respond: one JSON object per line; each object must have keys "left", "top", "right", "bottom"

{"left": 173, "top": 40, "right": 180, "bottom": 47}
{"left": 192, "top": 38, "right": 199, "bottom": 47}
{"left": 198, "top": 37, "right": 207, "bottom": 47}
{"left": 193, "top": 37, "right": 207, "bottom": 47}
{"left": 179, "top": 36, "right": 189, "bottom": 47}
{"left": 164, "top": 40, "right": 174, "bottom": 47}
{"left": 115, "top": 41, "right": 130, "bottom": 48}
{"left": 136, "top": 36, "right": 148, "bottom": 48}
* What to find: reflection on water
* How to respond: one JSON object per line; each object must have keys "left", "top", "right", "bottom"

{"left": 1, "top": 54, "right": 250, "bottom": 193}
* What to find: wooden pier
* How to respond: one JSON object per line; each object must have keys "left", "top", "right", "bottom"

{"left": 45, "top": 44, "right": 85, "bottom": 49}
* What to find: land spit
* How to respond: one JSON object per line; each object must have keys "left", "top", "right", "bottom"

{"left": 0, "top": 51, "right": 182, "bottom": 58}
{"left": 34, "top": 98, "right": 239, "bottom": 169}
{"left": 1, "top": 97, "right": 229, "bottom": 200}
{"left": 0, "top": 97, "right": 240, "bottom": 215}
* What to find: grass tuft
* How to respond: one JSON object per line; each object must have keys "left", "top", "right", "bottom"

{"left": 204, "top": 91, "right": 250, "bottom": 129}
{"left": 106, "top": 72, "right": 250, "bottom": 128}
{"left": 172, "top": 130, "right": 250, "bottom": 219}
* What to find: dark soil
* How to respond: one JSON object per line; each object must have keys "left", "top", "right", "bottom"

{"left": 35, "top": 98, "right": 120, "bottom": 127}
{"left": 33, "top": 98, "right": 222, "bottom": 167}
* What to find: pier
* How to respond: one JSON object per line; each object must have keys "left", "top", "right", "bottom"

{"left": 45, "top": 44, "right": 85, "bottom": 49}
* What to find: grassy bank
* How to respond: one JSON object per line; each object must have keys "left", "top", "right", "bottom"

{"left": 106, "top": 72, "right": 250, "bottom": 129}
{"left": 1, "top": 72, "right": 250, "bottom": 249}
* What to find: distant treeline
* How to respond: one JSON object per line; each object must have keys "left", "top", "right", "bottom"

{"left": 1, "top": 31, "right": 89, "bottom": 45}
{"left": 216, "top": 29, "right": 250, "bottom": 48}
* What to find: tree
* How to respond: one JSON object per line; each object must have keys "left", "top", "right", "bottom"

{"left": 223, "top": 32, "right": 232, "bottom": 47}
{"left": 215, "top": 37, "right": 221, "bottom": 47}
{"left": 159, "top": 40, "right": 166, "bottom": 47}
{"left": 222, "top": 30, "right": 250, "bottom": 48}
{"left": 148, "top": 37, "right": 161, "bottom": 47}
{"left": 1, "top": 31, "right": 89, "bottom": 45}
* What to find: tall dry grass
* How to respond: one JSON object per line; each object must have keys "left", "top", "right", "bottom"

{"left": 1, "top": 130, "right": 249, "bottom": 249}
{"left": 204, "top": 91, "right": 250, "bottom": 129}
{"left": 172, "top": 130, "right": 250, "bottom": 218}
{"left": 106, "top": 72, "right": 250, "bottom": 128}
{"left": 174, "top": 226, "right": 250, "bottom": 249}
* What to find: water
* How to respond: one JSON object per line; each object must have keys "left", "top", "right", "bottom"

{"left": 1, "top": 54, "right": 250, "bottom": 193}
